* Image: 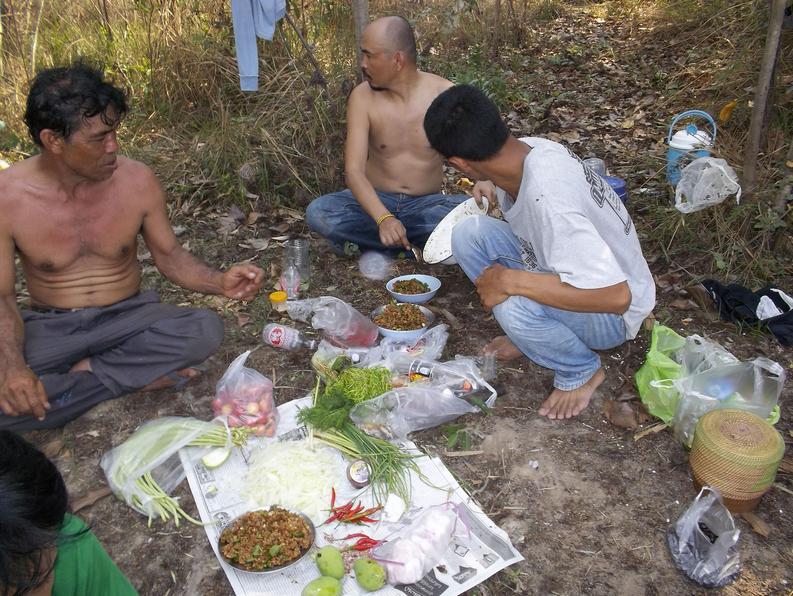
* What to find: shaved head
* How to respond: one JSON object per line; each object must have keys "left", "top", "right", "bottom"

{"left": 368, "top": 16, "right": 417, "bottom": 64}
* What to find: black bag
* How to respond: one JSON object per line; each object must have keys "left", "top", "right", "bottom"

{"left": 701, "top": 279, "right": 793, "bottom": 346}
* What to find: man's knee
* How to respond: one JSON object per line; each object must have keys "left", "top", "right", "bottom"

{"left": 305, "top": 194, "right": 339, "bottom": 236}
{"left": 492, "top": 295, "right": 545, "bottom": 333}
{"left": 181, "top": 309, "right": 224, "bottom": 363}
{"left": 451, "top": 215, "right": 487, "bottom": 255}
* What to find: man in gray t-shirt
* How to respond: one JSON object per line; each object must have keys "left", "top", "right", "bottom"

{"left": 424, "top": 85, "right": 655, "bottom": 420}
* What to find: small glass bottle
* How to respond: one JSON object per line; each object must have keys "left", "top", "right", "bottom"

{"left": 262, "top": 323, "right": 317, "bottom": 351}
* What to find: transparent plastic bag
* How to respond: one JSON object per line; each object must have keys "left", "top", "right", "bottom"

{"left": 667, "top": 487, "right": 740, "bottom": 588}
{"left": 100, "top": 417, "right": 228, "bottom": 518}
{"left": 286, "top": 296, "right": 379, "bottom": 347}
{"left": 213, "top": 350, "right": 277, "bottom": 436}
{"left": 672, "top": 357, "right": 784, "bottom": 447}
{"left": 675, "top": 334, "right": 738, "bottom": 375}
{"left": 379, "top": 324, "right": 449, "bottom": 362}
{"left": 350, "top": 357, "right": 495, "bottom": 439}
{"left": 374, "top": 503, "right": 465, "bottom": 585}
{"left": 350, "top": 385, "right": 478, "bottom": 440}
{"left": 675, "top": 157, "right": 741, "bottom": 214}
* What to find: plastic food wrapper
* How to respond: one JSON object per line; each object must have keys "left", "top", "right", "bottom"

{"left": 667, "top": 487, "right": 740, "bottom": 588}
{"left": 101, "top": 417, "right": 230, "bottom": 518}
{"left": 213, "top": 350, "right": 277, "bottom": 436}
{"left": 635, "top": 327, "right": 782, "bottom": 444}
{"left": 350, "top": 357, "right": 496, "bottom": 439}
{"left": 675, "top": 157, "right": 741, "bottom": 214}
{"left": 379, "top": 323, "right": 449, "bottom": 362}
{"left": 286, "top": 296, "right": 379, "bottom": 348}
{"left": 374, "top": 503, "right": 467, "bottom": 585}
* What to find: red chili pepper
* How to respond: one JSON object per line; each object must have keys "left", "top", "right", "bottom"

{"left": 342, "top": 533, "right": 369, "bottom": 540}
{"left": 330, "top": 487, "right": 336, "bottom": 510}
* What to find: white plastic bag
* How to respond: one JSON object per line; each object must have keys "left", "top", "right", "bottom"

{"left": 667, "top": 487, "right": 740, "bottom": 588}
{"left": 675, "top": 157, "right": 741, "bottom": 214}
{"left": 374, "top": 504, "right": 464, "bottom": 585}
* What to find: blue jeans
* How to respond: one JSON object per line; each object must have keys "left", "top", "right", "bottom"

{"left": 451, "top": 216, "right": 626, "bottom": 390}
{"left": 306, "top": 189, "right": 467, "bottom": 255}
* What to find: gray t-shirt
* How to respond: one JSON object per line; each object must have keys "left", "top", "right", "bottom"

{"left": 496, "top": 137, "right": 655, "bottom": 339}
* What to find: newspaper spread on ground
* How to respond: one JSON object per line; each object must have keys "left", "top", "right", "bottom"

{"left": 181, "top": 396, "right": 523, "bottom": 595}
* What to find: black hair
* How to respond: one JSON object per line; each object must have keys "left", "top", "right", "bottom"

{"left": 383, "top": 16, "right": 417, "bottom": 64}
{"left": 423, "top": 84, "right": 510, "bottom": 161}
{"left": 0, "top": 430, "right": 70, "bottom": 595}
{"left": 24, "top": 60, "right": 128, "bottom": 147}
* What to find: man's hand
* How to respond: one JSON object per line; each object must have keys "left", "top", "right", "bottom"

{"left": 472, "top": 180, "right": 497, "bottom": 210}
{"left": 0, "top": 366, "right": 49, "bottom": 419}
{"left": 475, "top": 264, "right": 512, "bottom": 311}
{"left": 221, "top": 264, "right": 265, "bottom": 301}
{"left": 378, "top": 216, "right": 411, "bottom": 251}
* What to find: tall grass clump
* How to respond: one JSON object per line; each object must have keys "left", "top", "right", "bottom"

{"left": 0, "top": 0, "right": 354, "bottom": 212}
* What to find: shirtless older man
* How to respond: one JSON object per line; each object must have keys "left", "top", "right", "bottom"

{"left": 306, "top": 16, "right": 466, "bottom": 254}
{"left": 0, "top": 63, "right": 264, "bottom": 431}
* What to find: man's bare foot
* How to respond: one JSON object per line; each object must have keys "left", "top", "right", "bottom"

{"left": 142, "top": 368, "right": 203, "bottom": 392}
{"left": 69, "top": 358, "right": 93, "bottom": 373}
{"left": 484, "top": 336, "right": 523, "bottom": 361}
{"left": 538, "top": 368, "right": 606, "bottom": 420}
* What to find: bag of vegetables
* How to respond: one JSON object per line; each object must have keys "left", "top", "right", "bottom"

{"left": 101, "top": 417, "right": 248, "bottom": 526}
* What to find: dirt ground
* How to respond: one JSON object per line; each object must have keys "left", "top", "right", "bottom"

{"left": 23, "top": 239, "right": 793, "bottom": 596}
{"left": 16, "top": 5, "right": 793, "bottom": 596}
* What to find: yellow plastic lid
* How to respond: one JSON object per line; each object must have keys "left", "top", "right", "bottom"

{"left": 269, "top": 291, "right": 287, "bottom": 303}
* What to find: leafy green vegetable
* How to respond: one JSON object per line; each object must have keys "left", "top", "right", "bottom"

{"left": 297, "top": 385, "right": 354, "bottom": 430}
{"left": 326, "top": 367, "right": 391, "bottom": 404}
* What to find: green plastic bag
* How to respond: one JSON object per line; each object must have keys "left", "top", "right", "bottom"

{"left": 635, "top": 325, "right": 686, "bottom": 423}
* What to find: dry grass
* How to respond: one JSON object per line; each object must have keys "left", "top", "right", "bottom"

{"left": 0, "top": 0, "right": 789, "bottom": 283}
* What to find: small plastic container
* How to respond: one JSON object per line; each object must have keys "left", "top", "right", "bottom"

{"left": 269, "top": 291, "right": 288, "bottom": 312}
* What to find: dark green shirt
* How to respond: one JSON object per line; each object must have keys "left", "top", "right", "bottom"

{"left": 53, "top": 514, "right": 137, "bottom": 596}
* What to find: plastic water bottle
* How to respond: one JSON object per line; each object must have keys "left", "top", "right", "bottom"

{"left": 262, "top": 323, "right": 317, "bottom": 351}
{"left": 279, "top": 264, "right": 301, "bottom": 299}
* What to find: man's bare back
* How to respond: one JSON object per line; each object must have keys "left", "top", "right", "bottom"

{"left": 0, "top": 155, "right": 153, "bottom": 309}
{"left": 360, "top": 71, "right": 452, "bottom": 196}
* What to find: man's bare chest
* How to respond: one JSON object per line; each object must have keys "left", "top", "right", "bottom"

{"left": 15, "top": 199, "right": 142, "bottom": 272}
{"left": 368, "top": 104, "right": 433, "bottom": 155}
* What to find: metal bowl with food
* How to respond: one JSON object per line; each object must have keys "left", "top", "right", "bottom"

{"left": 371, "top": 303, "right": 435, "bottom": 344}
{"left": 386, "top": 274, "right": 441, "bottom": 304}
{"left": 217, "top": 507, "right": 316, "bottom": 573}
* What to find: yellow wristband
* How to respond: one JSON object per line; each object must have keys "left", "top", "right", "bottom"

{"left": 376, "top": 213, "right": 395, "bottom": 226}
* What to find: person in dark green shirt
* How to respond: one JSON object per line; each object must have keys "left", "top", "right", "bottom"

{"left": 0, "top": 430, "right": 137, "bottom": 595}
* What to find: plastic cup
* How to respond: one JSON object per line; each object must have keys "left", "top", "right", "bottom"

{"left": 583, "top": 157, "right": 607, "bottom": 177}
{"left": 284, "top": 238, "right": 310, "bottom": 289}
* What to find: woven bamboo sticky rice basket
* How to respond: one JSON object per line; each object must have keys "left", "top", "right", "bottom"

{"left": 690, "top": 409, "right": 784, "bottom": 513}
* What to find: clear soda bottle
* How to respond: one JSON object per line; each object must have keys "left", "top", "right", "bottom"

{"left": 279, "top": 263, "right": 301, "bottom": 299}
{"left": 262, "top": 323, "right": 317, "bottom": 351}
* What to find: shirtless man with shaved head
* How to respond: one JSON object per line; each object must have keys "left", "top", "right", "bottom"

{"left": 306, "top": 16, "right": 467, "bottom": 255}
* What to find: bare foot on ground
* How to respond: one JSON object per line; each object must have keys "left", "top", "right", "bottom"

{"left": 69, "top": 359, "right": 202, "bottom": 391}
{"left": 538, "top": 367, "right": 605, "bottom": 420}
{"left": 141, "top": 368, "right": 203, "bottom": 391}
{"left": 484, "top": 336, "right": 523, "bottom": 361}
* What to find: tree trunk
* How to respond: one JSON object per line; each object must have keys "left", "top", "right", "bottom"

{"left": 492, "top": 0, "right": 501, "bottom": 57}
{"left": 351, "top": 0, "right": 368, "bottom": 68}
{"left": 743, "top": 0, "right": 786, "bottom": 199}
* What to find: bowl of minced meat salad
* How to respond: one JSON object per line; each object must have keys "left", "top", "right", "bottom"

{"left": 218, "top": 507, "right": 315, "bottom": 572}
